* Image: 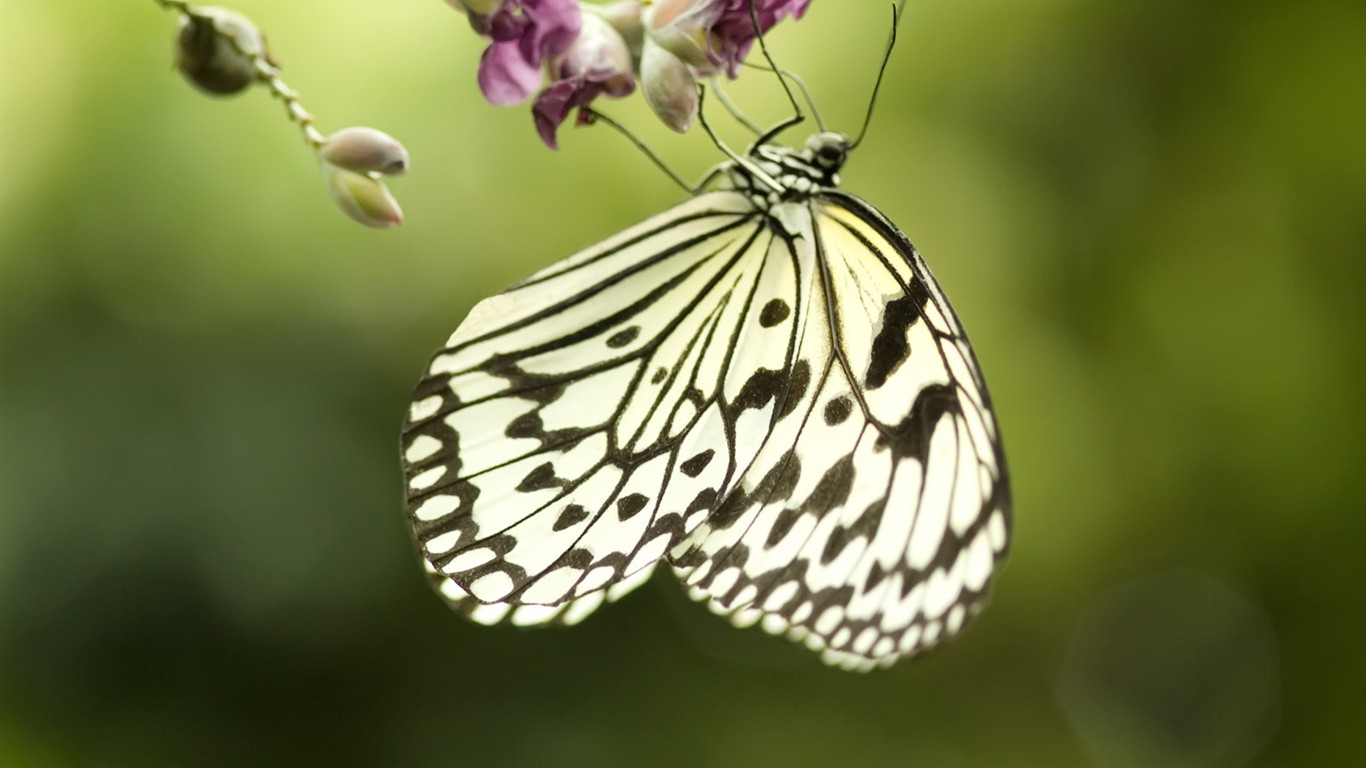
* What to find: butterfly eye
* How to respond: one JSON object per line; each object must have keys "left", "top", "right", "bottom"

{"left": 816, "top": 144, "right": 845, "bottom": 167}
{"left": 805, "top": 132, "right": 850, "bottom": 170}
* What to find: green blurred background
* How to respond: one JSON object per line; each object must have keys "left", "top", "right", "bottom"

{"left": 2, "top": 1, "right": 1362, "bottom": 765}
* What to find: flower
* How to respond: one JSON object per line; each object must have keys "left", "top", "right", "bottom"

{"left": 647, "top": 0, "right": 811, "bottom": 77}
{"left": 446, "top": 0, "right": 811, "bottom": 144}
{"left": 532, "top": 12, "right": 635, "bottom": 148}
{"left": 635, "top": 0, "right": 807, "bottom": 131}
{"left": 319, "top": 127, "right": 410, "bottom": 176}
{"left": 706, "top": 0, "right": 811, "bottom": 76}
{"left": 456, "top": 0, "right": 583, "bottom": 106}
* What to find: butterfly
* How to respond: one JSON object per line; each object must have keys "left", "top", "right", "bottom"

{"left": 399, "top": 120, "right": 1011, "bottom": 671}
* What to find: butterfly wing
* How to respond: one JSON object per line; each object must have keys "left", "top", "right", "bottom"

{"left": 402, "top": 190, "right": 824, "bottom": 626}
{"left": 670, "top": 191, "right": 1011, "bottom": 671}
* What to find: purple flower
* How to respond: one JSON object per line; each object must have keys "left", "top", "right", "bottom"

{"left": 461, "top": 0, "right": 583, "bottom": 105}
{"left": 532, "top": 13, "right": 636, "bottom": 148}
{"left": 707, "top": 0, "right": 812, "bottom": 76}
{"left": 646, "top": 0, "right": 810, "bottom": 77}
{"left": 448, "top": 0, "right": 812, "bottom": 144}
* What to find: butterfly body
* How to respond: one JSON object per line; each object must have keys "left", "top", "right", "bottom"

{"left": 402, "top": 131, "right": 1010, "bottom": 670}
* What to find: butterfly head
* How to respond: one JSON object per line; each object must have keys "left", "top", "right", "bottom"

{"left": 804, "top": 132, "right": 851, "bottom": 174}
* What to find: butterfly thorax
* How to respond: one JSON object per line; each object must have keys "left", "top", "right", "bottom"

{"left": 723, "top": 131, "right": 851, "bottom": 210}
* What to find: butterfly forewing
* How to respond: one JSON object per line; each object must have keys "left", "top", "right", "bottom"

{"left": 403, "top": 191, "right": 817, "bottom": 625}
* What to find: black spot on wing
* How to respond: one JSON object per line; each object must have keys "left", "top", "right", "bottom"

{"left": 777, "top": 360, "right": 811, "bottom": 420}
{"left": 864, "top": 293, "right": 918, "bottom": 390}
{"left": 506, "top": 411, "right": 543, "bottom": 439}
{"left": 617, "top": 493, "right": 649, "bottom": 521}
{"left": 759, "top": 298, "right": 791, "bottom": 328}
{"left": 607, "top": 326, "right": 640, "bottom": 348}
{"left": 805, "top": 456, "right": 854, "bottom": 516}
{"left": 823, "top": 395, "right": 852, "bottom": 426}
{"left": 680, "top": 449, "right": 715, "bottom": 478}
{"left": 765, "top": 507, "right": 801, "bottom": 547}
{"left": 732, "top": 368, "right": 785, "bottom": 412}
{"left": 685, "top": 488, "right": 718, "bottom": 520}
{"left": 516, "top": 462, "right": 560, "bottom": 492}
{"left": 878, "top": 382, "right": 959, "bottom": 459}
{"left": 553, "top": 504, "right": 589, "bottom": 531}
{"left": 651, "top": 366, "right": 668, "bottom": 384}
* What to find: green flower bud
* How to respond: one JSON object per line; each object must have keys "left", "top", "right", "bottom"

{"left": 319, "top": 127, "right": 410, "bottom": 177}
{"left": 640, "top": 36, "right": 697, "bottom": 133}
{"left": 175, "top": 7, "right": 267, "bottom": 96}
{"left": 322, "top": 164, "right": 404, "bottom": 229}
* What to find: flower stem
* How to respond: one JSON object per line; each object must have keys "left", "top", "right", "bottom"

{"left": 154, "top": 0, "right": 325, "bottom": 149}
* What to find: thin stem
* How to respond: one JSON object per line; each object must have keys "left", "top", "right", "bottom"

{"left": 584, "top": 110, "right": 695, "bottom": 193}
{"left": 153, "top": 0, "right": 325, "bottom": 149}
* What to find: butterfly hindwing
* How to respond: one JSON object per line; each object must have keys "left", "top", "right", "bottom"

{"left": 669, "top": 192, "right": 1010, "bottom": 670}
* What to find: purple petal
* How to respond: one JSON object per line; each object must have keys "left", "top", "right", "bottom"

{"left": 708, "top": 0, "right": 810, "bottom": 76}
{"left": 532, "top": 77, "right": 609, "bottom": 149}
{"left": 531, "top": 80, "right": 579, "bottom": 148}
{"left": 518, "top": 0, "right": 583, "bottom": 65}
{"left": 478, "top": 39, "right": 544, "bottom": 105}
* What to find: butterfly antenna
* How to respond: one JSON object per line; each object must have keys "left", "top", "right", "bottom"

{"left": 747, "top": 0, "right": 805, "bottom": 143}
{"left": 710, "top": 76, "right": 764, "bottom": 136}
{"left": 584, "top": 109, "right": 698, "bottom": 193}
{"left": 697, "top": 84, "right": 784, "bottom": 193}
{"left": 850, "top": 0, "right": 908, "bottom": 150}
{"left": 741, "top": 62, "right": 827, "bottom": 133}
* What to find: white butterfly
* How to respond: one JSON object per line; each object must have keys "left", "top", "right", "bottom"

{"left": 401, "top": 128, "right": 1010, "bottom": 672}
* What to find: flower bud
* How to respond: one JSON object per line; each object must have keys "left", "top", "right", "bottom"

{"left": 640, "top": 36, "right": 697, "bottom": 133}
{"left": 322, "top": 164, "right": 404, "bottom": 229}
{"left": 320, "top": 127, "right": 410, "bottom": 176}
{"left": 592, "top": 2, "right": 644, "bottom": 55}
{"left": 174, "top": 7, "right": 267, "bottom": 96}
{"left": 642, "top": 0, "right": 714, "bottom": 70}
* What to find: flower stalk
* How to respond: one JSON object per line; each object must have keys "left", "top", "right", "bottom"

{"left": 153, "top": 1, "right": 407, "bottom": 227}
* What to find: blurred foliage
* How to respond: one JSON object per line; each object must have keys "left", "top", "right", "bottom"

{"left": 2, "top": 0, "right": 1363, "bottom": 766}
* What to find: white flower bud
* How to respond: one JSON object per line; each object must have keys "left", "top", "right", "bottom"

{"left": 320, "top": 127, "right": 410, "bottom": 177}
{"left": 591, "top": 2, "right": 645, "bottom": 56}
{"left": 175, "top": 7, "right": 267, "bottom": 96}
{"left": 640, "top": 36, "right": 698, "bottom": 133}
{"left": 322, "top": 164, "right": 404, "bottom": 229}
{"left": 642, "top": 0, "right": 713, "bottom": 70}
